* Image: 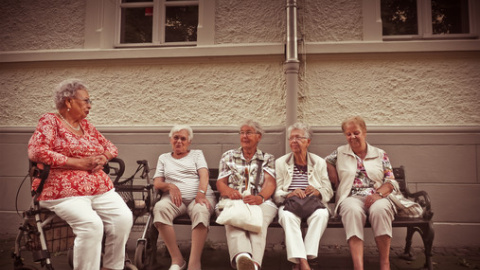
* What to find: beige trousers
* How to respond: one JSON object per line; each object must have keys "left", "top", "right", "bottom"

{"left": 225, "top": 202, "right": 277, "bottom": 268}
{"left": 153, "top": 194, "right": 216, "bottom": 229}
{"left": 338, "top": 195, "right": 395, "bottom": 241}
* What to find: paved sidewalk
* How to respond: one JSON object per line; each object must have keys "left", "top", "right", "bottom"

{"left": 2, "top": 236, "right": 479, "bottom": 270}
{"left": 153, "top": 243, "right": 480, "bottom": 270}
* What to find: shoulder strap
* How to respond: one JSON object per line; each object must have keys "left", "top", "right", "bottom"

{"left": 253, "top": 151, "right": 263, "bottom": 195}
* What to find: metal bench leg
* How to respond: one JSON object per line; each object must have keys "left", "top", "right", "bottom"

{"left": 399, "top": 225, "right": 416, "bottom": 261}
{"left": 422, "top": 222, "right": 435, "bottom": 270}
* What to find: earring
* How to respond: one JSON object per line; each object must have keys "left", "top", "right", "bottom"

{"left": 67, "top": 108, "right": 70, "bottom": 112}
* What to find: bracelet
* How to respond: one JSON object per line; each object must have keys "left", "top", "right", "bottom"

{"left": 198, "top": 189, "right": 206, "bottom": 194}
{"left": 258, "top": 194, "right": 265, "bottom": 203}
{"left": 102, "top": 153, "right": 109, "bottom": 161}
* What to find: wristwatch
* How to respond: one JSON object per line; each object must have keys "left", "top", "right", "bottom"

{"left": 376, "top": 191, "right": 384, "bottom": 198}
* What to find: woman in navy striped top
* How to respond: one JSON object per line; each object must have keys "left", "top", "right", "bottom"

{"left": 274, "top": 122, "right": 333, "bottom": 270}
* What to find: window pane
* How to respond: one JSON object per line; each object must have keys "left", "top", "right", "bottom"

{"left": 120, "top": 8, "right": 153, "bottom": 43}
{"left": 381, "top": 0, "right": 418, "bottom": 35}
{"left": 432, "top": 0, "right": 469, "bottom": 34}
{"left": 165, "top": 6, "right": 198, "bottom": 42}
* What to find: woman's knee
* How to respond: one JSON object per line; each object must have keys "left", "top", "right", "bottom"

{"left": 75, "top": 217, "right": 104, "bottom": 239}
{"left": 154, "top": 201, "right": 178, "bottom": 222}
{"left": 278, "top": 209, "right": 298, "bottom": 224}
{"left": 115, "top": 211, "right": 133, "bottom": 233}
{"left": 340, "top": 205, "right": 365, "bottom": 220}
{"left": 369, "top": 201, "right": 394, "bottom": 220}
{"left": 312, "top": 208, "right": 329, "bottom": 218}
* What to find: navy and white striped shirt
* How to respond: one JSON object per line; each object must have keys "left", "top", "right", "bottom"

{"left": 288, "top": 164, "right": 309, "bottom": 191}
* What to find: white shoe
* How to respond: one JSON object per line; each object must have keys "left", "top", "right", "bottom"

{"left": 236, "top": 254, "right": 255, "bottom": 270}
{"left": 169, "top": 260, "right": 187, "bottom": 270}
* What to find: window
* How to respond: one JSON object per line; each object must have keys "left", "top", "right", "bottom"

{"left": 116, "top": 0, "right": 199, "bottom": 47}
{"left": 381, "top": 0, "right": 477, "bottom": 40}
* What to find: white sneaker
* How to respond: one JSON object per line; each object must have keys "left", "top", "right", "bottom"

{"left": 236, "top": 254, "right": 255, "bottom": 270}
{"left": 169, "top": 260, "right": 187, "bottom": 270}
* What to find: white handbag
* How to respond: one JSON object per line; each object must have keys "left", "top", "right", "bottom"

{"left": 215, "top": 199, "right": 263, "bottom": 233}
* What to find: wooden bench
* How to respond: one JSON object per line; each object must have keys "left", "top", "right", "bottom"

{"left": 170, "top": 166, "right": 434, "bottom": 270}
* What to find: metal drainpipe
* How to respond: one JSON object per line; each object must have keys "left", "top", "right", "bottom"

{"left": 285, "top": 0, "right": 300, "bottom": 149}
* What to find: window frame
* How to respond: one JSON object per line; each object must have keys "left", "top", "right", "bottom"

{"left": 114, "top": 0, "right": 201, "bottom": 48}
{"left": 381, "top": 0, "right": 479, "bottom": 41}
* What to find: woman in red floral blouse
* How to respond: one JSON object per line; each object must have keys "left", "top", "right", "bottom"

{"left": 28, "top": 79, "right": 132, "bottom": 270}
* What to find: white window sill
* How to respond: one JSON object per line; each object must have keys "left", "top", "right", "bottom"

{"left": 1, "top": 40, "right": 478, "bottom": 63}
{"left": 304, "top": 39, "right": 480, "bottom": 54}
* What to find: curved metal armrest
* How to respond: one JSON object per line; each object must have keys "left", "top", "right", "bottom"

{"left": 105, "top": 157, "right": 126, "bottom": 184}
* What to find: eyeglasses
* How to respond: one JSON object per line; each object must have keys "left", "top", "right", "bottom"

{"left": 172, "top": 135, "right": 188, "bottom": 142}
{"left": 288, "top": 136, "right": 308, "bottom": 141}
{"left": 239, "top": 131, "right": 258, "bottom": 137}
{"left": 74, "top": 98, "right": 92, "bottom": 105}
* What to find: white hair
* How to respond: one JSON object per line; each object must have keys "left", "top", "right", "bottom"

{"left": 169, "top": 125, "right": 193, "bottom": 141}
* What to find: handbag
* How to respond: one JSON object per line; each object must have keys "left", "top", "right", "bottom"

{"left": 283, "top": 195, "right": 325, "bottom": 219}
{"left": 215, "top": 199, "right": 263, "bottom": 233}
{"left": 215, "top": 158, "right": 265, "bottom": 233}
{"left": 388, "top": 192, "right": 423, "bottom": 218}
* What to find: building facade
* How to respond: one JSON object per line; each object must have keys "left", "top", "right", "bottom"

{"left": 1, "top": 0, "right": 480, "bottom": 247}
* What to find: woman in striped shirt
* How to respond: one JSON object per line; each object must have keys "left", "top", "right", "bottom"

{"left": 274, "top": 122, "right": 333, "bottom": 270}
{"left": 153, "top": 125, "right": 216, "bottom": 270}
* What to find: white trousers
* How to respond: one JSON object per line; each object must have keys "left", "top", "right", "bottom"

{"left": 278, "top": 206, "right": 329, "bottom": 264}
{"left": 40, "top": 189, "right": 133, "bottom": 270}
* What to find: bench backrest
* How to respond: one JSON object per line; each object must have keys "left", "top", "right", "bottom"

{"left": 209, "top": 166, "right": 407, "bottom": 196}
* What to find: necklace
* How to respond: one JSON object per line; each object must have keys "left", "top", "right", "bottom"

{"left": 295, "top": 164, "right": 308, "bottom": 175}
{"left": 57, "top": 113, "right": 81, "bottom": 131}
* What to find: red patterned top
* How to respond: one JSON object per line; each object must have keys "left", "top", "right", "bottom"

{"left": 28, "top": 113, "right": 118, "bottom": 201}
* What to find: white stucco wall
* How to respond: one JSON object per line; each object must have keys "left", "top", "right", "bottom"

{"left": 0, "top": 0, "right": 85, "bottom": 51}
{"left": 215, "top": 0, "right": 285, "bottom": 44}
{"left": 300, "top": 52, "right": 480, "bottom": 126}
{"left": 0, "top": 57, "right": 286, "bottom": 126}
{"left": 299, "top": 0, "right": 363, "bottom": 42}
{"left": 1, "top": 1, "right": 479, "bottom": 127}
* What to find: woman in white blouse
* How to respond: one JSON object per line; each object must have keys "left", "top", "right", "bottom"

{"left": 274, "top": 122, "right": 333, "bottom": 270}
{"left": 153, "top": 125, "right": 216, "bottom": 270}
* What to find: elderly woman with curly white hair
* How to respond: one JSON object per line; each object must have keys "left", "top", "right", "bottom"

{"left": 28, "top": 79, "right": 133, "bottom": 270}
{"left": 153, "top": 125, "right": 216, "bottom": 270}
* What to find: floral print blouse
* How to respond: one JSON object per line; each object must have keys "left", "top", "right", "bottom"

{"left": 325, "top": 149, "right": 395, "bottom": 196}
{"left": 28, "top": 113, "right": 118, "bottom": 201}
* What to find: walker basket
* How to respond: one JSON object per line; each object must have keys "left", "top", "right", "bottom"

{"left": 22, "top": 209, "right": 75, "bottom": 254}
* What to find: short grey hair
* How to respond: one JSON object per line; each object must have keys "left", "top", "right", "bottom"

{"left": 54, "top": 79, "right": 88, "bottom": 110}
{"left": 169, "top": 125, "right": 193, "bottom": 141}
{"left": 240, "top": 119, "right": 264, "bottom": 136}
{"left": 341, "top": 116, "right": 367, "bottom": 133}
{"left": 287, "top": 122, "right": 312, "bottom": 139}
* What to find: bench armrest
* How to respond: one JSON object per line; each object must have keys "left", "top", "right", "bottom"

{"left": 405, "top": 190, "right": 434, "bottom": 220}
